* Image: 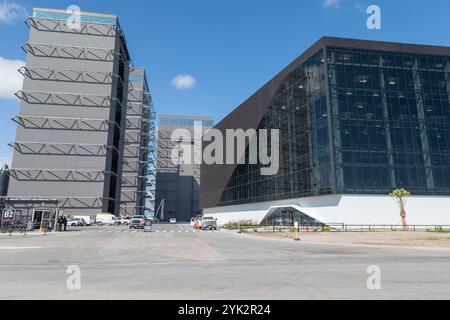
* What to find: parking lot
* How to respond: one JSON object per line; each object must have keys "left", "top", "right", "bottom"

{"left": 70, "top": 223, "right": 217, "bottom": 235}
{"left": 1, "top": 223, "right": 450, "bottom": 299}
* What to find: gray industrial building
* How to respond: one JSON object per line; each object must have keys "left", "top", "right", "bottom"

{"left": 155, "top": 115, "right": 213, "bottom": 222}
{"left": 2, "top": 8, "right": 156, "bottom": 224}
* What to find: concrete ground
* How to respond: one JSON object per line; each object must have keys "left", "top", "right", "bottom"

{"left": 0, "top": 223, "right": 450, "bottom": 300}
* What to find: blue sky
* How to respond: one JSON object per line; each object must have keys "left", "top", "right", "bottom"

{"left": 0, "top": 0, "right": 450, "bottom": 166}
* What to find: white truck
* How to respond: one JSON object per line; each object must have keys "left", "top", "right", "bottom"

{"left": 73, "top": 215, "right": 96, "bottom": 226}
{"left": 201, "top": 217, "right": 218, "bottom": 230}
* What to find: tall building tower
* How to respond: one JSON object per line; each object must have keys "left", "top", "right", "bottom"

{"left": 155, "top": 115, "right": 214, "bottom": 222}
{"left": 7, "top": 8, "right": 131, "bottom": 217}
{"left": 120, "top": 68, "right": 156, "bottom": 217}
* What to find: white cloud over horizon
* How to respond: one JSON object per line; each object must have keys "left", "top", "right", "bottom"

{"left": 0, "top": 1, "right": 27, "bottom": 24}
{"left": 0, "top": 56, "right": 24, "bottom": 99}
{"left": 171, "top": 74, "right": 196, "bottom": 90}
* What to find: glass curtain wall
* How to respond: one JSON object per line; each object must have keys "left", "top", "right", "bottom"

{"left": 328, "top": 48, "right": 450, "bottom": 195}
{"left": 218, "top": 50, "right": 332, "bottom": 206}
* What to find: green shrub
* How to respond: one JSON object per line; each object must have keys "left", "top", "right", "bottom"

{"left": 223, "top": 220, "right": 259, "bottom": 230}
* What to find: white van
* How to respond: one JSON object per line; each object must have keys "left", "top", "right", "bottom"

{"left": 96, "top": 214, "right": 118, "bottom": 226}
{"left": 74, "top": 215, "right": 96, "bottom": 226}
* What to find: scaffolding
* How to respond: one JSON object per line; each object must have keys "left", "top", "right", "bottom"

{"left": 120, "top": 71, "right": 156, "bottom": 217}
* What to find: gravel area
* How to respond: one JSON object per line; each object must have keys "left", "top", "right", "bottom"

{"left": 249, "top": 231, "right": 450, "bottom": 249}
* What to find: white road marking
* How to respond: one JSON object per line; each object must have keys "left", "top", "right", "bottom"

{"left": 0, "top": 247, "right": 42, "bottom": 250}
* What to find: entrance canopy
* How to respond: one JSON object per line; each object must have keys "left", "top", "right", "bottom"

{"left": 0, "top": 197, "right": 60, "bottom": 210}
{"left": 0, "top": 197, "right": 61, "bottom": 231}
{"left": 261, "top": 205, "right": 326, "bottom": 227}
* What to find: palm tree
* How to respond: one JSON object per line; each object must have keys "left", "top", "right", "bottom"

{"left": 389, "top": 189, "right": 411, "bottom": 231}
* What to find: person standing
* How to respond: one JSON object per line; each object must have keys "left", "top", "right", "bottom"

{"left": 62, "top": 216, "right": 67, "bottom": 232}
{"left": 57, "top": 217, "right": 63, "bottom": 232}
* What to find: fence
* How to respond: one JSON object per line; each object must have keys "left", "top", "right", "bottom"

{"left": 0, "top": 220, "right": 53, "bottom": 235}
{"left": 238, "top": 224, "right": 450, "bottom": 233}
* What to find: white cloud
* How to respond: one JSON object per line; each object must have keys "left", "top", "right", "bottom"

{"left": 0, "top": 56, "right": 24, "bottom": 99}
{"left": 0, "top": 1, "right": 27, "bottom": 23}
{"left": 322, "top": 0, "right": 342, "bottom": 8}
{"left": 171, "top": 74, "right": 196, "bottom": 90}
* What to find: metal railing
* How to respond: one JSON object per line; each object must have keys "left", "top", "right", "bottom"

{"left": 238, "top": 224, "right": 450, "bottom": 233}
{"left": 0, "top": 221, "right": 54, "bottom": 235}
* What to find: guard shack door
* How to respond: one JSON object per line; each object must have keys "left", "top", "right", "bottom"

{"left": 32, "top": 210, "right": 52, "bottom": 230}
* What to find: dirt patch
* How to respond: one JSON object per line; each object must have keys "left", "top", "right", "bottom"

{"left": 248, "top": 231, "right": 450, "bottom": 249}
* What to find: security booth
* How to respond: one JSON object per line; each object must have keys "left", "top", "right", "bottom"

{"left": 0, "top": 198, "right": 61, "bottom": 232}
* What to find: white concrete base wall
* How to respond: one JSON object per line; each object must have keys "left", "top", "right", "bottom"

{"left": 203, "top": 195, "right": 450, "bottom": 226}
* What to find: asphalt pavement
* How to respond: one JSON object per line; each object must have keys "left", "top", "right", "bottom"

{"left": 0, "top": 223, "right": 449, "bottom": 299}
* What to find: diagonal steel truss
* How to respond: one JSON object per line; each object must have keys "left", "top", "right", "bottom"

{"left": 8, "top": 169, "right": 115, "bottom": 182}
{"left": 122, "top": 159, "right": 147, "bottom": 173}
{"left": 122, "top": 175, "right": 147, "bottom": 188}
{"left": 16, "top": 91, "right": 121, "bottom": 108}
{"left": 25, "top": 17, "right": 117, "bottom": 37}
{"left": 127, "top": 102, "right": 151, "bottom": 117}
{"left": 59, "top": 197, "right": 112, "bottom": 209}
{"left": 22, "top": 42, "right": 126, "bottom": 63}
{"left": 11, "top": 115, "right": 117, "bottom": 131}
{"left": 9, "top": 142, "right": 117, "bottom": 157}
{"left": 1, "top": 196, "right": 112, "bottom": 210}
{"left": 18, "top": 66, "right": 123, "bottom": 85}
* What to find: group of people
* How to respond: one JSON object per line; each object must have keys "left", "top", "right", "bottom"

{"left": 56, "top": 216, "right": 67, "bottom": 232}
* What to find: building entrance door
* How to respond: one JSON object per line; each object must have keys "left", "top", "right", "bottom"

{"left": 32, "top": 210, "right": 52, "bottom": 230}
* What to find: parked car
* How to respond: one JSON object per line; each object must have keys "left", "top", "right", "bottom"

{"left": 170, "top": 218, "right": 177, "bottom": 224}
{"left": 201, "top": 217, "right": 218, "bottom": 230}
{"left": 67, "top": 217, "right": 86, "bottom": 227}
{"left": 130, "top": 215, "right": 146, "bottom": 229}
{"left": 96, "top": 214, "right": 119, "bottom": 226}
{"left": 73, "top": 215, "right": 95, "bottom": 226}
{"left": 119, "top": 217, "right": 131, "bottom": 226}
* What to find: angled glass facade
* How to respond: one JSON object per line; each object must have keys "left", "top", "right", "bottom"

{"left": 219, "top": 50, "right": 332, "bottom": 206}
{"left": 203, "top": 38, "right": 450, "bottom": 209}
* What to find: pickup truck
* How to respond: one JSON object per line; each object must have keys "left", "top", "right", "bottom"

{"left": 201, "top": 217, "right": 218, "bottom": 230}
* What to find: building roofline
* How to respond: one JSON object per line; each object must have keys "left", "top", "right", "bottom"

{"left": 215, "top": 36, "right": 450, "bottom": 129}
{"left": 33, "top": 7, "right": 118, "bottom": 19}
{"left": 317, "top": 36, "right": 450, "bottom": 56}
